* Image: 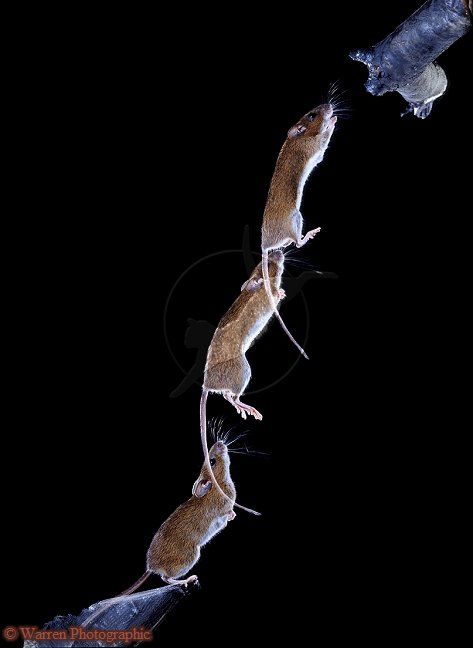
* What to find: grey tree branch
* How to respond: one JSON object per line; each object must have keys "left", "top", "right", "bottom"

{"left": 350, "top": 0, "right": 472, "bottom": 118}
{"left": 24, "top": 583, "right": 198, "bottom": 647}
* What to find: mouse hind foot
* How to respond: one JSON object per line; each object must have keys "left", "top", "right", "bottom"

{"left": 223, "top": 392, "right": 247, "bottom": 418}
{"left": 235, "top": 399, "right": 262, "bottom": 421}
{"left": 162, "top": 575, "right": 198, "bottom": 587}
{"left": 224, "top": 392, "right": 262, "bottom": 421}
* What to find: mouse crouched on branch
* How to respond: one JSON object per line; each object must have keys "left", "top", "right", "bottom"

{"left": 82, "top": 441, "right": 236, "bottom": 628}
{"left": 147, "top": 439, "right": 236, "bottom": 585}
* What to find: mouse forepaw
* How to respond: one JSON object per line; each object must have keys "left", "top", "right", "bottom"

{"left": 297, "top": 227, "right": 321, "bottom": 248}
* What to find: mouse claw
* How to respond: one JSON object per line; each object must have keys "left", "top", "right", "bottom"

{"left": 249, "top": 406, "right": 263, "bottom": 421}
{"left": 184, "top": 575, "right": 198, "bottom": 587}
{"left": 308, "top": 227, "right": 321, "bottom": 238}
{"left": 278, "top": 288, "right": 286, "bottom": 300}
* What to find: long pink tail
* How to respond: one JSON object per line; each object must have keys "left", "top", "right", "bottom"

{"left": 200, "top": 389, "right": 261, "bottom": 516}
{"left": 262, "top": 250, "right": 309, "bottom": 359}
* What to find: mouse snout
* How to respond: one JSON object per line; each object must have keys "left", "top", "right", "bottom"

{"left": 321, "top": 103, "right": 334, "bottom": 118}
{"left": 270, "top": 250, "right": 284, "bottom": 265}
{"left": 213, "top": 441, "right": 227, "bottom": 455}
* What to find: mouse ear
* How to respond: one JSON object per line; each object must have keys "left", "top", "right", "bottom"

{"left": 193, "top": 478, "right": 213, "bottom": 498}
{"left": 288, "top": 124, "right": 307, "bottom": 138}
{"left": 241, "top": 277, "right": 263, "bottom": 292}
{"left": 240, "top": 279, "right": 250, "bottom": 291}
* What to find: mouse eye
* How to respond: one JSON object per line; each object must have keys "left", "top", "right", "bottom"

{"left": 210, "top": 457, "right": 216, "bottom": 467}
{"left": 296, "top": 125, "right": 306, "bottom": 134}
{"left": 307, "top": 112, "right": 316, "bottom": 121}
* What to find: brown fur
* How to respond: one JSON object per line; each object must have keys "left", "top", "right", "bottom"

{"left": 204, "top": 252, "right": 283, "bottom": 386}
{"left": 198, "top": 254, "right": 284, "bottom": 517}
{"left": 262, "top": 104, "right": 336, "bottom": 251}
{"left": 147, "top": 441, "right": 236, "bottom": 580}
{"left": 81, "top": 442, "right": 236, "bottom": 628}
{"left": 259, "top": 103, "right": 337, "bottom": 357}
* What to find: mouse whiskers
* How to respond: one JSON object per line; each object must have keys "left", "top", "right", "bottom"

{"left": 220, "top": 425, "right": 237, "bottom": 444}
{"left": 327, "top": 79, "right": 343, "bottom": 102}
{"left": 283, "top": 250, "right": 321, "bottom": 271}
{"left": 213, "top": 422, "right": 241, "bottom": 445}
{"left": 228, "top": 445, "right": 271, "bottom": 457}
{"left": 209, "top": 415, "right": 228, "bottom": 443}
{"left": 226, "top": 432, "right": 249, "bottom": 448}
{"left": 332, "top": 100, "right": 353, "bottom": 120}
{"left": 328, "top": 81, "right": 352, "bottom": 120}
{"left": 208, "top": 418, "right": 217, "bottom": 443}
{"left": 285, "top": 258, "right": 321, "bottom": 271}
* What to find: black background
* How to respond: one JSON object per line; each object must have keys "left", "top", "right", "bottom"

{"left": 2, "top": 2, "right": 471, "bottom": 645}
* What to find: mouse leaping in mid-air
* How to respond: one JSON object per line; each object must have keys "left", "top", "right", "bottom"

{"left": 261, "top": 103, "right": 337, "bottom": 359}
{"left": 200, "top": 251, "right": 284, "bottom": 514}
{"left": 200, "top": 103, "right": 337, "bottom": 515}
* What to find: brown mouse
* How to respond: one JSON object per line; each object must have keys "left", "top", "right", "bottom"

{"left": 82, "top": 440, "right": 236, "bottom": 628}
{"left": 200, "top": 251, "right": 285, "bottom": 515}
{"left": 261, "top": 103, "right": 337, "bottom": 358}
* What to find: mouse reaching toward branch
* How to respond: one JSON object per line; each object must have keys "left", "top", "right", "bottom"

{"left": 81, "top": 440, "right": 236, "bottom": 629}
{"left": 261, "top": 103, "right": 337, "bottom": 358}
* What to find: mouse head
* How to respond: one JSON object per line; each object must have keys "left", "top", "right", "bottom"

{"left": 193, "top": 441, "right": 230, "bottom": 497}
{"left": 287, "top": 103, "right": 337, "bottom": 148}
{"left": 242, "top": 251, "right": 284, "bottom": 290}
{"left": 268, "top": 250, "right": 284, "bottom": 280}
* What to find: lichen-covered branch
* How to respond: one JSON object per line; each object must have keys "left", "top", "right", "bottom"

{"left": 350, "top": 0, "right": 472, "bottom": 118}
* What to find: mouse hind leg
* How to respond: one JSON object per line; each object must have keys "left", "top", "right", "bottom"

{"left": 154, "top": 547, "right": 200, "bottom": 588}
{"left": 223, "top": 392, "right": 262, "bottom": 421}
{"left": 224, "top": 357, "right": 262, "bottom": 421}
{"left": 232, "top": 396, "right": 263, "bottom": 420}
{"left": 207, "top": 357, "right": 262, "bottom": 420}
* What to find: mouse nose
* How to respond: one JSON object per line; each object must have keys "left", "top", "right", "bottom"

{"left": 214, "top": 441, "right": 226, "bottom": 454}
